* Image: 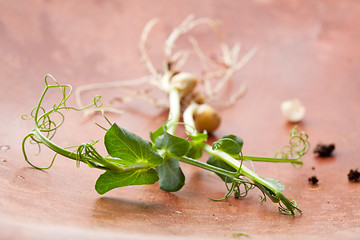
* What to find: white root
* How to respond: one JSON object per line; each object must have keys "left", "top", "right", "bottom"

{"left": 204, "top": 46, "right": 258, "bottom": 104}
{"left": 110, "top": 88, "right": 169, "bottom": 109}
{"left": 83, "top": 107, "right": 124, "bottom": 117}
{"left": 139, "top": 18, "right": 160, "bottom": 77}
{"left": 211, "top": 81, "right": 247, "bottom": 108}
{"left": 186, "top": 20, "right": 257, "bottom": 106}
{"left": 171, "top": 49, "right": 191, "bottom": 70}
{"left": 164, "top": 15, "right": 217, "bottom": 62}
{"left": 75, "top": 76, "right": 164, "bottom": 113}
{"left": 76, "top": 15, "right": 254, "bottom": 120}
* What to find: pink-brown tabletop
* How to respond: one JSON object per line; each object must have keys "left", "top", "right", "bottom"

{"left": 1, "top": 1, "right": 360, "bottom": 239}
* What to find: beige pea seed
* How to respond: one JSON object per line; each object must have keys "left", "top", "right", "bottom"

{"left": 194, "top": 104, "right": 221, "bottom": 133}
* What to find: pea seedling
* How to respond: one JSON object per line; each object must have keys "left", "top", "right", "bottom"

{"left": 22, "top": 16, "right": 310, "bottom": 215}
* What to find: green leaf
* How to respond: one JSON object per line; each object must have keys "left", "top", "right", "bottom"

{"left": 222, "top": 134, "right": 243, "bottom": 149}
{"left": 150, "top": 125, "right": 164, "bottom": 143}
{"left": 212, "top": 138, "right": 242, "bottom": 159}
{"left": 156, "top": 158, "right": 185, "bottom": 192}
{"left": 189, "top": 132, "right": 208, "bottom": 142}
{"left": 95, "top": 169, "right": 159, "bottom": 194}
{"left": 186, "top": 142, "right": 203, "bottom": 159}
{"left": 207, "top": 156, "right": 237, "bottom": 183}
{"left": 265, "top": 178, "right": 285, "bottom": 192}
{"left": 105, "top": 123, "right": 163, "bottom": 167}
{"left": 186, "top": 132, "right": 207, "bottom": 159}
{"left": 155, "top": 130, "right": 190, "bottom": 157}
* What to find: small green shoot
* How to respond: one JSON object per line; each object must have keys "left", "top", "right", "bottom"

{"left": 233, "top": 232, "right": 249, "bottom": 238}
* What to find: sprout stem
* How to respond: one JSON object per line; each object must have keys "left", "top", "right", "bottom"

{"left": 203, "top": 144, "right": 282, "bottom": 195}
{"left": 179, "top": 155, "right": 237, "bottom": 181}
{"left": 166, "top": 88, "right": 181, "bottom": 135}
{"left": 183, "top": 102, "right": 198, "bottom": 135}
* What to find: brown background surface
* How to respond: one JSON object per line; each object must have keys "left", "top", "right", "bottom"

{"left": 1, "top": 0, "right": 360, "bottom": 239}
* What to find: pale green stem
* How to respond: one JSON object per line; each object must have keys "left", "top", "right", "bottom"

{"left": 179, "top": 155, "right": 237, "bottom": 180}
{"left": 166, "top": 88, "right": 181, "bottom": 135}
{"left": 243, "top": 155, "right": 302, "bottom": 165}
{"left": 26, "top": 128, "right": 148, "bottom": 173}
{"left": 202, "top": 144, "right": 280, "bottom": 195}
{"left": 183, "top": 102, "right": 198, "bottom": 136}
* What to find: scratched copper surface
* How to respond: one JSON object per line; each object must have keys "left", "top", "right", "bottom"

{"left": 1, "top": 1, "right": 360, "bottom": 239}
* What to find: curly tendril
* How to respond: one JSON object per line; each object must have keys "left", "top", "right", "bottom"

{"left": 210, "top": 178, "right": 256, "bottom": 202}
{"left": 210, "top": 151, "right": 256, "bottom": 201}
{"left": 278, "top": 198, "right": 301, "bottom": 215}
{"left": 22, "top": 74, "right": 103, "bottom": 169}
{"left": 76, "top": 142, "right": 107, "bottom": 169}
{"left": 275, "top": 125, "right": 310, "bottom": 167}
